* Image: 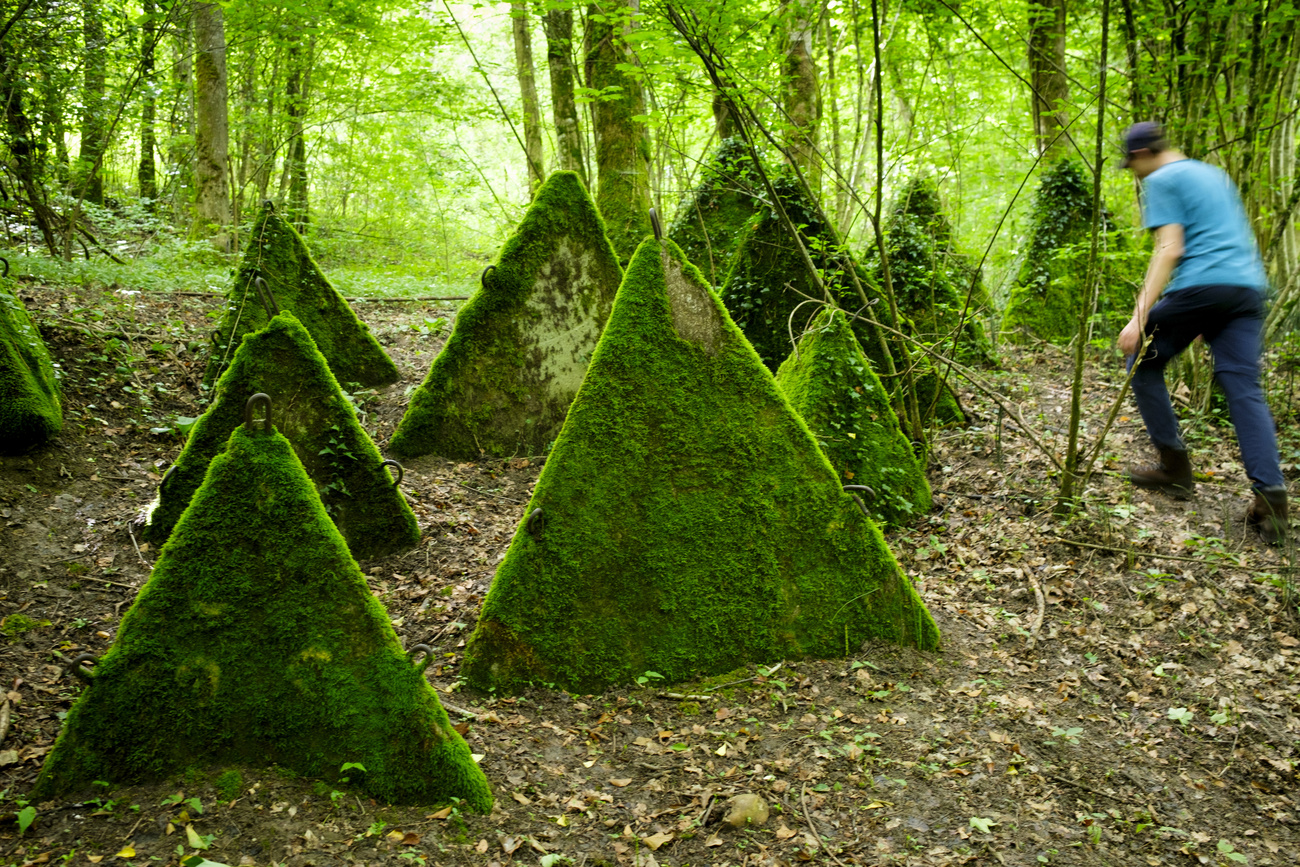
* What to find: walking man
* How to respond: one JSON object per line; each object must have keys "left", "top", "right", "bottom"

{"left": 1117, "top": 122, "right": 1288, "bottom": 544}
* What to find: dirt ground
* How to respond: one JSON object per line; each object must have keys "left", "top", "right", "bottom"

{"left": 2, "top": 278, "right": 1298, "bottom": 867}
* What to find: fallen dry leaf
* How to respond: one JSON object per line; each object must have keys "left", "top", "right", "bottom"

{"left": 641, "top": 832, "right": 673, "bottom": 850}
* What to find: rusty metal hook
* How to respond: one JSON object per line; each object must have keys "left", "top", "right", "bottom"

{"left": 526, "top": 507, "right": 544, "bottom": 537}
{"left": 843, "top": 485, "right": 876, "bottom": 520}
{"left": 244, "top": 393, "right": 273, "bottom": 432}
{"left": 262, "top": 199, "right": 275, "bottom": 211}
{"left": 480, "top": 265, "right": 496, "bottom": 290}
{"left": 67, "top": 653, "right": 98, "bottom": 683}
{"left": 252, "top": 276, "right": 279, "bottom": 317}
{"left": 160, "top": 464, "right": 177, "bottom": 493}
{"left": 0, "top": 256, "right": 9, "bottom": 279}
{"left": 649, "top": 207, "right": 662, "bottom": 241}
{"left": 380, "top": 460, "right": 404, "bottom": 488}
{"left": 407, "top": 644, "right": 433, "bottom": 673}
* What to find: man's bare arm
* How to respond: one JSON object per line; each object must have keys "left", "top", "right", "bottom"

{"left": 1119, "top": 223, "right": 1185, "bottom": 355}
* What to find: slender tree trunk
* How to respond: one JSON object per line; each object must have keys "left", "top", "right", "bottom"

{"left": 284, "top": 35, "right": 312, "bottom": 231}
{"left": 0, "top": 43, "right": 59, "bottom": 254}
{"left": 168, "top": 5, "right": 194, "bottom": 222}
{"left": 79, "top": 0, "right": 107, "bottom": 204}
{"left": 511, "top": 2, "right": 545, "bottom": 195}
{"left": 192, "top": 1, "right": 231, "bottom": 244}
{"left": 712, "top": 91, "right": 737, "bottom": 140}
{"left": 1028, "top": 0, "right": 1068, "bottom": 160}
{"left": 824, "top": 16, "right": 845, "bottom": 221}
{"left": 782, "top": 4, "right": 821, "bottom": 192}
{"left": 38, "top": 53, "right": 69, "bottom": 181}
{"left": 542, "top": 9, "right": 586, "bottom": 184}
{"left": 139, "top": 0, "right": 159, "bottom": 203}
{"left": 586, "top": 0, "right": 651, "bottom": 262}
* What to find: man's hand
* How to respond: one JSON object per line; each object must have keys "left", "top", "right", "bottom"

{"left": 1119, "top": 316, "right": 1144, "bottom": 357}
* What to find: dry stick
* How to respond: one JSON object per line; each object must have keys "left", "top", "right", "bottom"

{"left": 800, "top": 783, "right": 849, "bottom": 867}
{"left": 1047, "top": 535, "right": 1244, "bottom": 567}
{"left": 0, "top": 699, "right": 10, "bottom": 748}
{"left": 1044, "top": 771, "right": 1142, "bottom": 808}
{"left": 126, "top": 524, "right": 150, "bottom": 568}
{"left": 1027, "top": 575, "right": 1047, "bottom": 650}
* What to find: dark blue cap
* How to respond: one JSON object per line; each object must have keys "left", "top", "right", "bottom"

{"left": 1120, "top": 122, "right": 1166, "bottom": 167}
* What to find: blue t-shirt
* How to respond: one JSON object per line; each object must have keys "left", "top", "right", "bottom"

{"left": 1141, "top": 158, "right": 1268, "bottom": 293}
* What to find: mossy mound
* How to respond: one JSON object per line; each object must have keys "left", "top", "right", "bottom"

{"left": 33, "top": 422, "right": 492, "bottom": 809}
{"left": 1002, "top": 159, "right": 1144, "bottom": 343}
{"left": 0, "top": 277, "right": 61, "bottom": 453}
{"left": 143, "top": 312, "right": 419, "bottom": 561}
{"left": 203, "top": 202, "right": 398, "bottom": 389}
{"left": 390, "top": 171, "right": 622, "bottom": 459}
{"left": 460, "top": 236, "right": 939, "bottom": 695}
{"left": 720, "top": 175, "right": 963, "bottom": 427}
{"left": 870, "top": 178, "right": 996, "bottom": 367}
{"left": 776, "top": 308, "right": 931, "bottom": 527}
{"left": 666, "top": 137, "right": 765, "bottom": 286}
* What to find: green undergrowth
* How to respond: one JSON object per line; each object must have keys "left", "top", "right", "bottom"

{"left": 390, "top": 171, "right": 622, "bottom": 460}
{"left": 0, "top": 275, "right": 62, "bottom": 453}
{"left": 776, "top": 308, "right": 931, "bottom": 527}
{"left": 667, "top": 137, "right": 766, "bottom": 286}
{"left": 34, "top": 423, "right": 491, "bottom": 809}
{"left": 204, "top": 202, "right": 398, "bottom": 389}
{"left": 461, "top": 236, "right": 939, "bottom": 695}
{"left": 142, "top": 312, "right": 419, "bottom": 561}
{"left": 1002, "top": 159, "right": 1145, "bottom": 343}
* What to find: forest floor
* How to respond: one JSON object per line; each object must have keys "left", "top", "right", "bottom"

{"left": 2, "top": 276, "right": 1298, "bottom": 867}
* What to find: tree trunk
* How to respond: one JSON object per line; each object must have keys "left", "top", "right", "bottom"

{"left": 1028, "top": 0, "right": 1068, "bottom": 160}
{"left": 78, "top": 0, "right": 107, "bottom": 204}
{"left": 586, "top": 0, "right": 652, "bottom": 262}
{"left": 193, "top": 1, "right": 231, "bottom": 245}
{"left": 782, "top": 5, "right": 821, "bottom": 192}
{"left": 542, "top": 9, "right": 587, "bottom": 185}
{"left": 139, "top": 0, "right": 159, "bottom": 203}
{"left": 284, "top": 35, "right": 313, "bottom": 232}
{"left": 824, "top": 17, "right": 845, "bottom": 224}
{"left": 168, "top": 5, "right": 194, "bottom": 222}
{"left": 511, "top": 2, "right": 545, "bottom": 196}
{"left": 0, "top": 42, "right": 59, "bottom": 254}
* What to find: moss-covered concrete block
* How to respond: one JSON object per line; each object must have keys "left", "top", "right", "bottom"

{"left": 776, "top": 308, "right": 931, "bottom": 527}
{"left": 666, "top": 137, "right": 765, "bottom": 286}
{"left": 34, "top": 420, "right": 491, "bottom": 808}
{"left": 460, "top": 236, "right": 939, "bottom": 695}
{"left": 1002, "top": 160, "right": 1143, "bottom": 343}
{"left": 204, "top": 202, "right": 398, "bottom": 389}
{"left": 144, "top": 312, "right": 418, "bottom": 561}
{"left": 390, "top": 172, "right": 622, "bottom": 459}
{"left": 0, "top": 277, "right": 61, "bottom": 454}
{"left": 720, "top": 174, "right": 964, "bottom": 426}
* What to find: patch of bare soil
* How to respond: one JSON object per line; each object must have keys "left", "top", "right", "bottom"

{"left": 2, "top": 280, "right": 1298, "bottom": 867}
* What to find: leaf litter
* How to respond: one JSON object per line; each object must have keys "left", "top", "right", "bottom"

{"left": 0, "top": 280, "right": 1297, "bottom": 865}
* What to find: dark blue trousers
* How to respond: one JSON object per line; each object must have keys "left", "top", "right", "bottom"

{"left": 1127, "top": 284, "right": 1284, "bottom": 489}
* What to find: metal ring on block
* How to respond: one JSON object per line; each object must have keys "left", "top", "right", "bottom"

{"left": 68, "top": 653, "right": 98, "bottom": 683}
{"left": 649, "top": 207, "right": 662, "bottom": 241}
{"left": 843, "top": 485, "right": 876, "bottom": 520}
{"left": 244, "top": 393, "right": 273, "bottom": 432}
{"left": 843, "top": 485, "right": 877, "bottom": 499}
{"left": 526, "top": 507, "right": 544, "bottom": 537}
{"left": 0, "top": 256, "right": 9, "bottom": 278}
{"left": 381, "top": 460, "right": 404, "bottom": 488}
{"left": 253, "top": 276, "right": 279, "bottom": 317}
{"left": 407, "top": 644, "right": 433, "bottom": 673}
{"left": 481, "top": 265, "right": 496, "bottom": 290}
{"left": 262, "top": 199, "right": 275, "bottom": 211}
{"left": 160, "top": 464, "right": 177, "bottom": 493}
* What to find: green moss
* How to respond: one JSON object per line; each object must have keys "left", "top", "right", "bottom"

{"left": 144, "top": 312, "right": 419, "bottom": 561}
{"left": 34, "top": 424, "right": 491, "bottom": 809}
{"left": 390, "top": 172, "right": 622, "bottom": 459}
{"left": 1, "top": 613, "right": 49, "bottom": 637}
{"left": 215, "top": 768, "right": 244, "bottom": 801}
{"left": 460, "top": 237, "right": 939, "bottom": 695}
{"left": 0, "top": 278, "right": 62, "bottom": 453}
{"left": 666, "top": 138, "right": 765, "bottom": 286}
{"left": 870, "top": 178, "right": 996, "bottom": 367}
{"left": 776, "top": 309, "right": 931, "bottom": 527}
{"left": 1002, "top": 159, "right": 1144, "bottom": 343}
{"left": 719, "top": 174, "right": 964, "bottom": 427}
{"left": 203, "top": 202, "right": 399, "bottom": 389}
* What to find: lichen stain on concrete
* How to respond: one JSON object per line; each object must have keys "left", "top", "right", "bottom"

{"left": 663, "top": 247, "right": 721, "bottom": 355}
{"left": 525, "top": 239, "right": 605, "bottom": 395}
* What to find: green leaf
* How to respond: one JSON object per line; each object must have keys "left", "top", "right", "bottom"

{"left": 16, "top": 805, "right": 36, "bottom": 835}
{"left": 969, "top": 816, "right": 997, "bottom": 834}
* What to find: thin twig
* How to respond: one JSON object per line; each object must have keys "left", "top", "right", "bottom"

{"left": 1044, "top": 772, "right": 1142, "bottom": 807}
{"left": 1027, "top": 575, "right": 1046, "bottom": 650}
{"left": 0, "top": 699, "right": 11, "bottom": 748}
{"left": 126, "top": 524, "right": 150, "bottom": 568}
{"left": 455, "top": 482, "right": 525, "bottom": 504}
{"left": 800, "top": 783, "right": 848, "bottom": 867}
{"left": 1046, "top": 535, "right": 1250, "bottom": 567}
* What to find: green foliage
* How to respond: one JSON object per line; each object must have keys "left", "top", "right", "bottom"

{"left": 1001, "top": 160, "right": 1144, "bottom": 343}
{"left": 776, "top": 309, "right": 931, "bottom": 527}
{"left": 34, "top": 424, "right": 492, "bottom": 809}
{"left": 461, "top": 237, "right": 938, "bottom": 695}
{"left": 391, "top": 171, "right": 622, "bottom": 459}
{"left": 214, "top": 770, "right": 243, "bottom": 802}
{"left": 0, "top": 277, "right": 63, "bottom": 453}
{"left": 204, "top": 203, "right": 399, "bottom": 389}
{"left": 143, "top": 312, "right": 419, "bottom": 561}
{"left": 1, "top": 613, "right": 50, "bottom": 638}
{"left": 666, "top": 137, "right": 766, "bottom": 286}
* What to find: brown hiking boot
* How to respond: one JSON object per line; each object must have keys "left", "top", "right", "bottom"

{"left": 1128, "top": 447, "right": 1195, "bottom": 499}
{"left": 1247, "top": 485, "right": 1289, "bottom": 545}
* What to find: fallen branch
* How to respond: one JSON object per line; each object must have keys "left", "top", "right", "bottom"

{"left": 800, "top": 783, "right": 848, "bottom": 867}
{"left": 1047, "top": 535, "right": 1255, "bottom": 567}
{"left": 1027, "top": 575, "right": 1046, "bottom": 650}
{"left": 0, "top": 699, "right": 11, "bottom": 747}
{"left": 1044, "top": 771, "right": 1141, "bottom": 808}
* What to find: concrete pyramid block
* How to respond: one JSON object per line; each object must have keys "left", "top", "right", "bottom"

{"left": 34, "top": 411, "right": 492, "bottom": 808}
{"left": 0, "top": 273, "right": 61, "bottom": 453}
{"left": 144, "top": 312, "right": 418, "bottom": 561}
{"left": 390, "top": 172, "right": 622, "bottom": 459}
{"left": 776, "top": 308, "right": 931, "bottom": 528}
{"left": 204, "top": 202, "right": 398, "bottom": 388}
{"left": 461, "top": 236, "right": 939, "bottom": 695}
{"left": 666, "top": 137, "right": 765, "bottom": 286}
